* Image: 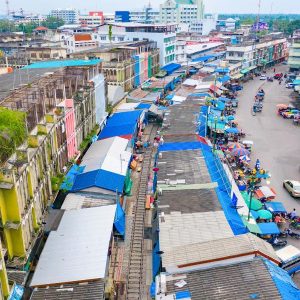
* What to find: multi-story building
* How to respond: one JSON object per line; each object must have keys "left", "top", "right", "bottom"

{"left": 130, "top": 5, "right": 160, "bottom": 24}
{"left": 217, "top": 18, "right": 238, "bottom": 32}
{"left": 64, "top": 34, "right": 99, "bottom": 54}
{"left": 50, "top": 9, "right": 79, "bottom": 24}
{"left": 159, "top": 0, "right": 204, "bottom": 24}
{"left": 176, "top": 41, "right": 225, "bottom": 63}
{"left": 0, "top": 59, "right": 105, "bottom": 265}
{"left": 226, "top": 36, "right": 288, "bottom": 70}
{"left": 115, "top": 11, "right": 131, "bottom": 22}
{"left": 97, "top": 23, "right": 176, "bottom": 66}
{"left": 288, "top": 37, "right": 300, "bottom": 71}
{"left": 79, "top": 11, "right": 104, "bottom": 27}
{"left": 71, "top": 41, "right": 160, "bottom": 91}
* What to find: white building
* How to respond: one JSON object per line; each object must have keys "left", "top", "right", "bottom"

{"left": 64, "top": 33, "right": 98, "bottom": 54}
{"left": 160, "top": 0, "right": 204, "bottom": 24}
{"left": 226, "top": 37, "right": 288, "bottom": 69}
{"left": 79, "top": 13, "right": 104, "bottom": 27}
{"left": 97, "top": 23, "right": 177, "bottom": 66}
{"left": 103, "top": 13, "right": 115, "bottom": 23}
{"left": 50, "top": 9, "right": 79, "bottom": 24}
{"left": 130, "top": 6, "right": 160, "bottom": 24}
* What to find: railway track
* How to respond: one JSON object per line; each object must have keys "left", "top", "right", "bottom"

{"left": 126, "top": 125, "right": 157, "bottom": 299}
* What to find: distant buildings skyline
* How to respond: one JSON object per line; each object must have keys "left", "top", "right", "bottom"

{"left": 2, "top": 0, "right": 300, "bottom": 16}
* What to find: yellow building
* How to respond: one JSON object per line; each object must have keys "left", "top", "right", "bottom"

{"left": 0, "top": 61, "right": 101, "bottom": 266}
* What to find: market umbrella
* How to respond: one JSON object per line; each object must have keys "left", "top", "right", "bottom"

{"left": 276, "top": 104, "right": 288, "bottom": 109}
{"left": 239, "top": 155, "right": 251, "bottom": 162}
{"left": 228, "top": 142, "right": 244, "bottom": 150}
{"left": 228, "top": 115, "right": 235, "bottom": 121}
{"left": 250, "top": 210, "right": 259, "bottom": 219}
{"left": 245, "top": 197, "right": 263, "bottom": 211}
{"left": 225, "top": 127, "right": 239, "bottom": 134}
{"left": 231, "top": 148, "right": 250, "bottom": 157}
{"left": 257, "top": 209, "right": 273, "bottom": 220}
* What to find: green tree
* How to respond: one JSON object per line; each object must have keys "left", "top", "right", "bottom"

{"left": 17, "top": 22, "right": 38, "bottom": 34}
{"left": 0, "top": 108, "right": 27, "bottom": 163}
{"left": 41, "top": 16, "right": 64, "bottom": 29}
{"left": 108, "top": 24, "right": 113, "bottom": 44}
{"left": 0, "top": 20, "right": 15, "bottom": 32}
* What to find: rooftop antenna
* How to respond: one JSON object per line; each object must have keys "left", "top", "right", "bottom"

{"left": 256, "top": 0, "right": 261, "bottom": 33}
{"left": 5, "top": 0, "right": 9, "bottom": 17}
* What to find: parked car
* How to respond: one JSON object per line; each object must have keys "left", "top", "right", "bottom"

{"left": 283, "top": 180, "right": 300, "bottom": 197}
{"left": 260, "top": 75, "right": 267, "bottom": 80}
{"left": 286, "top": 83, "right": 294, "bottom": 89}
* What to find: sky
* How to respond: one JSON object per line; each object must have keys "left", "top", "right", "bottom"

{"left": 2, "top": 0, "right": 300, "bottom": 15}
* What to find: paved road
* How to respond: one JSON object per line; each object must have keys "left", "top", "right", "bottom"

{"left": 236, "top": 64, "right": 300, "bottom": 250}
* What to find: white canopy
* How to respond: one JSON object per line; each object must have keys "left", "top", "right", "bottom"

{"left": 30, "top": 206, "right": 116, "bottom": 287}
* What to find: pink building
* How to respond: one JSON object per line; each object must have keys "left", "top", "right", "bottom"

{"left": 64, "top": 99, "right": 77, "bottom": 160}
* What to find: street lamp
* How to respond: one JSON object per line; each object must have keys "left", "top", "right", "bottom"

{"left": 247, "top": 174, "right": 256, "bottom": 221}
{"left": 213, "top": 115, "right": 218, "bottom": 152}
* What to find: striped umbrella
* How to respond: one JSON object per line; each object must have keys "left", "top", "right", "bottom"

{"left": 228, "top": 142, "right": 244, "bottom": 150}
{"left": 231, "top": 148, "right": 250, "bottom": 157}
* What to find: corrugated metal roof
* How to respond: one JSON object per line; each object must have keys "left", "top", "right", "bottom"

{"left": 159, "top": 211, "right": 233, "bottom": 253}
{"left": 81, "top": 136, "right": 130, "bottom": 175}
{"left": 23, "top": 59, "right": 102, "bottom": 69}
{"left": 164, "top": 259, "right": 282, "bottom": 300}
{"left": 72, "top": 169, "right": 125, "bottom": 193}
{"left": 30, "top": 280, "right": 104, "bottom": 299}
{"left": 162, "top": 233, "right": 280, "bottom": 272}
{"left": 61, "top": 193, "right": 115, "bottom": 210}
{"left": 30, "top": 206, "right": 116, "bottom": 287}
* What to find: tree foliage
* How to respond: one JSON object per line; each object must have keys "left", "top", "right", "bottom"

{"left": 0, "top": 108, "right": 27, "bottom": 163}
{"left": 0, "top": 17, "right": 64, "bottom": 35}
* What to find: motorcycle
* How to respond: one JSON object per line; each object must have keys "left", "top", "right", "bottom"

{"left": 278, "top": 231, "right": 288, "bottom": 238}
{"left": 267, "top": 238, "right": 287, "bottom": 248}
{"left": 284, "top": 229, "right": 300, "bottom": 239}
{"left": 267, "top": 77, "right": 274, "bottom": 82}
{"left": 290, "top": 220, "right": 300, "bottom": 230}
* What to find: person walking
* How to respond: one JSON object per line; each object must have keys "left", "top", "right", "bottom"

{"left": 273, "top": 68, "right": 276, "bottom": 73}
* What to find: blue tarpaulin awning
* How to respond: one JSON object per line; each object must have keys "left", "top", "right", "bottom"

{"left": 98, "top": 110, "right": 142, "bottom": 140}
{"left": 225, "top": 127, "right": 239, "bottom": 134}
{"left": 216, "top": 68, "right": 229, "bottom": 73}
{"left": 114, "top": 201, "right": 126, "bottom": 236}
{"left": 161, "top": 63, "right": 181, "bottom": 75}
{"left": 72, "top": 169, "right": 125, "bottom": 193}
{"left": 192, "top": 55, "right": 215, "bottom": 62}
{"left": 136, "top": 103, "right": 151, "bottom": 110}
{"left": 265, "top": 202, "right": 287, "bottom": 214}
{"left": 175, "top": 291, "right": 192, "bottom": 299}
{"left": 258, "top": 222, "right": 280, "bottom": 235}
{"left": 217, "top": 75, "right": 231, "bottom": 83}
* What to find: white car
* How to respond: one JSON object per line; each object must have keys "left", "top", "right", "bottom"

{"left": 286, "top": 83, "right": 294, "bottom": 89}
{"left": 260, "top": 75, "right": 267, "bottom": 80}
{"left": 283, "top": 180, "right": 300, "bottom": 197}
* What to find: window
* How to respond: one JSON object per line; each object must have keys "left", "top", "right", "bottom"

{"left": 100, "top": 36, "right": 106, "bottom": 41}
{"left": 238, "top": 53, "right": 243, "bottom": 57}
{"left": 228, "top": 52, "right": 234, "bottom": 57}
